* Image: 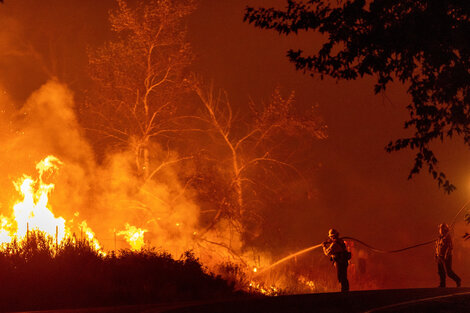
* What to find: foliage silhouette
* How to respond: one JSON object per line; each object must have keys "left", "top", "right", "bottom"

{"left": 245, "top": 0, "right": 469, "bottom": 193}
{"left": 0, "top": 231, "right": 237, "bottom": 311}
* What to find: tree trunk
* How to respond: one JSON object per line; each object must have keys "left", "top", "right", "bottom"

{"left": 134, "top": 137, "right": 150, "bottom": 179}
{"left": 142, "top": 137, "right": 150, "bottom": 179}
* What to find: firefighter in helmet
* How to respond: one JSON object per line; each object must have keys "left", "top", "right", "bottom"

{"left": 435, "top": 223, "right": 461, "bottom": 287}
{"left": 322, "top": 228, "right": 351, "bottom": 292}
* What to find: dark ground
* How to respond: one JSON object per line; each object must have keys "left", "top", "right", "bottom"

{"left": 13, "top": 288, "right": 470, "bottom": 313}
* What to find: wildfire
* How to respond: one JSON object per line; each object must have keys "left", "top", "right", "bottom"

{"left": 1, "top": 155, "right": 66, "bottom": 244}
{"left": 0, "top": 155, "right": 326, "bottom": 295}
{"left": 298, "top": 275, "right": 316, "bottom": 291}
{"left": 13, "top": 177, "right": 66, "bottom": 243}
{"left": 249, "top": 280, "right": 280, "bottom": 296}
{"left": 0, "top": 155, "right": 103, "bottom": 252}
{"left": 0, "top": 215, "right": 12, "bottom": 243}
{"left": 80, "top": 221, "right": 104, "bottom": 253}
{"left": 117, "top": 223, "right": 147, "bottom": 250}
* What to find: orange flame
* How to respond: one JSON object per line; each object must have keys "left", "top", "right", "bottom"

{"left": 0, "top": 155, "right": 103, "bottom": 253}
{"left": 80, "top": 220, "right": 104, "bottom": 254}
{"left": 10, "top": 156, "right": 66, "bottom": 242}
{"left": 117, "top": 223, "right": 147, "bottom": 250}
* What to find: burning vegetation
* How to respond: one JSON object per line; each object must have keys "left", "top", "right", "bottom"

{"left": 0, "top": 0, "right": 388, "bottom": 309}
{"left": 1, "top": 156, "right": 98, "bottom": 249}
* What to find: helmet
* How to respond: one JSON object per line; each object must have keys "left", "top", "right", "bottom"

{"left": 439, "top": 223, "right": 449, "bottom": 232}
{"left": 328, "top": 228, "right": 339, "bottom": 238}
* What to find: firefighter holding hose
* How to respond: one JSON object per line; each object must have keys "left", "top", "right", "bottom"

{"left": 322, "top": 228, "right": 351, "bottom": 292}
{"left": 436, "top": 223, "right": 461, "bottom": 287}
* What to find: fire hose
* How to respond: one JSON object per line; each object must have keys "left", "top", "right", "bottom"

{"left": 346, "top": 198, "right": 470, "bottom": 253}
{"left": 255, "top": 238, "right": 436, "bottom": 275}
{"left": 341, "top": 237, "right": 435, "bottom": 254}
{"left": 256, "top": 200, "right": 470, "bottom": 274}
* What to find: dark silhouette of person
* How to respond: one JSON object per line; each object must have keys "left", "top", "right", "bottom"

{"left": 322, "top": 228, "right": 351, "bottom": 292}
{"left": 436, "top": 223, "right": 461, "bottom": 287}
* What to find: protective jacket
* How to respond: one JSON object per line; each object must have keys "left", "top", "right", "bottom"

{"left": 436, "top": 232, "right": 453, "bottom": 259}
{"left": 323, "top": 238, "right": 350, "bottom": 263}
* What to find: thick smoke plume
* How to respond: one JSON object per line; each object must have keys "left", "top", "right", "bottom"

{"left": 1, "top": 0, "right": 466, "bottom": 294}
{"left": 0, "top": 80, "right": 204, "bottom": 258}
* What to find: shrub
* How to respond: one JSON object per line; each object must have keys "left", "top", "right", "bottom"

{"left": 0, "top": 231, "right": 236, "bottom": 311}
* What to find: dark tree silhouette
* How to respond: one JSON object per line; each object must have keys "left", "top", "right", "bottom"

{"left": 245, "top": 0, "right": 469, "bottom": 193}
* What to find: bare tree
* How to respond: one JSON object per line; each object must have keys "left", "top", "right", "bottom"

{"left": 190, "top": 78, "right": 327, "bottom": 247}
{"left": 85, "top": 0, "right": 195, "bottom": 179}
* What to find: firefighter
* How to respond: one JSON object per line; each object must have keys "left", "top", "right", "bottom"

{"left": 322, "top": 228, "right": 351, "bottom": 292}
{"left": 435, "top": 223, "right": 461, "bottom": 287}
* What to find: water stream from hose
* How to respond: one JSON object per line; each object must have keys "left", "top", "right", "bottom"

{"left": 255, "top": 199, "right": 470, "bottom": 275}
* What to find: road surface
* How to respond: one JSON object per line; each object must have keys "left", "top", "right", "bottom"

{"left": 14, "top": 288, "right": 470, "bottom": 313}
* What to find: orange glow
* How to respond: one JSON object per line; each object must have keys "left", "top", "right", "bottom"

{"left": 80, "top": 220, "right": 105, "bottom": 254}
{"left": 0, "top": 216, "right": 12, "bottom": 244}
{"left": 9, "top": 156, "right": 66, "bottom": 243}
{"left": 249, "top": 280, "right": 280, "bottom": 296}
{"left": 117, "top": 223, "right": 147, "bottom": 250}
{"left": 0, "top": 156, "right": 103, "bottom": 254}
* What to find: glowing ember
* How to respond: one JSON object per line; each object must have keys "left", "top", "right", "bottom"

{"left": 249, "top": 281, "right": 280, "bottom": 296}
{"left": 117, "top": 223, "right": 147, "bottom": 250}
{"left": 298, "top": 275, "right": 316, "bottom": 291}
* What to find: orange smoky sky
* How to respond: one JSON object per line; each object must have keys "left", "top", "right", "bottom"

{"left": 0, "top": 0, "right": 469, "bottom": 289}
{"left": 188, "top": 0, "right": 470, "bottom": 287}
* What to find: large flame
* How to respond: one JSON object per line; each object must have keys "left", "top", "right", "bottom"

{"left": 0, "top": 156, "right": 99, "bottom": 249}
{"left": 0, "top": 155, "right": 149, "bottom": 254}
{"left": 13, "top": 175, "right": 66, "bottom": 241}
{"left": 3, "top": 155, "right": 67, "bottom": 243}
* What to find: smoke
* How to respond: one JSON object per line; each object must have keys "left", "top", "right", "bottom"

{"left": 0, "top": 80, "right": 206, "bottom": 259}
{"left": 0, "top": 0, "right": 251, "bottom": 275}
{"left": 1, "top": 0, "right": 463, "bottom": 294}
{"left": 91, "top": 148, "right": 201, "bottom": 255}
{"left": 0, "top": 81, "right": 91, "bottom": 229}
